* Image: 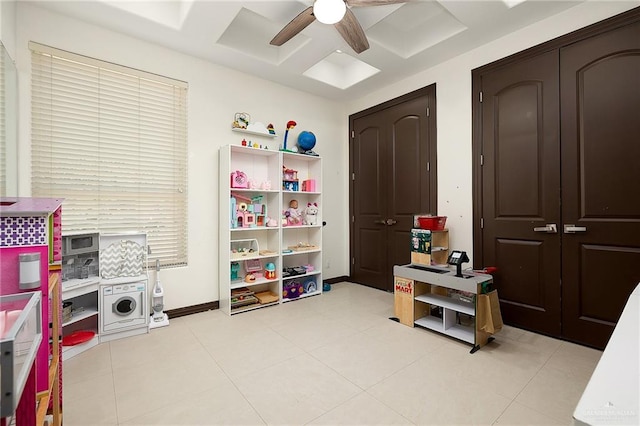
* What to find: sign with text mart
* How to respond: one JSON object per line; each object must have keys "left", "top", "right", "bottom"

{"left": 394, "top": 276, "right": 415, "bottom": 326}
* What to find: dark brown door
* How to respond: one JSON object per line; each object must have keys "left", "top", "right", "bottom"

{"left": 479, "top": 50, "right": 562, "bottom": 337}
{"left": 560, "top": 20, "right": 640, "bottom": 348}
{"left": 475, "top": 12, "right": 640, "bottom": 349}
{"left": 350, "top": 86, "right": 437, "bottom": 291}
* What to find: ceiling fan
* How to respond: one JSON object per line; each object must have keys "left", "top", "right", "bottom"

{"left": 270, "top": 0, "right": 409, "bottom": 54}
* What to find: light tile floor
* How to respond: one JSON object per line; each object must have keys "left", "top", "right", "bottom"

{"left": 63, "top": 282, "right": 602, "bottom": 425}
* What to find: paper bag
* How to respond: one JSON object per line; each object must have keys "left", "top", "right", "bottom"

{"left": 478, "top": 290, "right": 503, "bottom": 334}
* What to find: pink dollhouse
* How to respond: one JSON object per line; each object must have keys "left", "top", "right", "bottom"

{"left": 231, "top": 193, "right": 267, "bottom": 228}
{"left": 0, "top": 197, "right": 64, "bottom": 423}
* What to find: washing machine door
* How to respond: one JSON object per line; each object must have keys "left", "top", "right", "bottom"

{"left": 113, "top": 296, "right": 137, "bottom": 316}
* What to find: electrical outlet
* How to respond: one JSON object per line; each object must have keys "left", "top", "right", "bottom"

{"left": 325, "top": 260, "right": 331, "bottom": 269}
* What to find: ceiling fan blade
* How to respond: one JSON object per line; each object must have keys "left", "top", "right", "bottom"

{"left": 334, "top": 8, "right": 370, "bottom": 54}
{"left": 346, "top": 0, "right": 409, "bottom": 7}
{"left": 270, "top": 6, "right": 316, "bottom": 46}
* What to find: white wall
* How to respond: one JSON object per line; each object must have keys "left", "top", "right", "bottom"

{"left": 0, "top": 0, "right": 17, "bottom": 59}
{"left": 346, "top": 1, "right": 638, "bottom": 262}
{"left": 15, "top": 2, "right": 350, "bottom": 310}
{"left": 13, "top": 1, "right": 637, "bottom": 310}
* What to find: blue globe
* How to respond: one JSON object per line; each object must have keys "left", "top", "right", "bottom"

{"left": 297, "top": 131, "right": 316, "bottom": 152}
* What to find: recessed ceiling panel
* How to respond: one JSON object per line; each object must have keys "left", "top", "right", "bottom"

{"left": 503, "top": 0, "right": 528, "bottom": 8}
{"left": 217, "top": 7, "right": 309, "bottom": 64}
{"left": 303, "top": 51, "right": 380, "bottom": 90}
{"left": 367, "top": 2, "right": 467, "bottom": 59}
{"left": 101, "top": 0, "right": 190, "bottom": 29}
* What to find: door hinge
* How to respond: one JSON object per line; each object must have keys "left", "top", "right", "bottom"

{"left": 352, "top": 257, "right": 355, "bottom": 265}
{"left": 352, "top": 172, "right": 355, "bottom": 181}
{"left": 352, "top": 216, "right": 355, "bottom": 223}
{"left": 351, "top": 130, "right": 354, "bottom": 138}
{"left": 426, "top": 107, "right": 430, "bottom": 117}
{"left": 426, "top": 162, "right": 430, "bottom": 172}
{"left": 480, "top": 218, "right": 484, "bottom": 228}
{"left": 480, "top": 154, "right": 484, "bottom": 166}
{"left": 479, "top": 91, "right": 483, "bottom": 103}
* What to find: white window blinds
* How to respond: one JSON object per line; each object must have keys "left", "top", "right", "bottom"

{"left": 30, "top": 42, "right": 188, "bottom": 267}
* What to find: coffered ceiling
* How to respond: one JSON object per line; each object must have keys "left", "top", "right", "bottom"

{"left": 28, "top": 0, "right": 588, "bottom": 101}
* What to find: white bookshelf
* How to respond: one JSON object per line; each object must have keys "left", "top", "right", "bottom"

{"left": 219, "top": 144, "right": 323, "bottom": 315}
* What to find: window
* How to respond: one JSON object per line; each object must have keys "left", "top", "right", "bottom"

{"left": 30, "top": 42, "right": 188, "bottom": 267}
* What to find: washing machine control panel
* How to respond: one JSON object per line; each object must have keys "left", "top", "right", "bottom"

{"left": 102, "top": 282, "right": 146, "bottom": 295}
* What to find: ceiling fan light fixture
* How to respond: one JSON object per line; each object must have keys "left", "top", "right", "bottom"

{"left": 314, "top": 0, "right": 346, "bottom": 25}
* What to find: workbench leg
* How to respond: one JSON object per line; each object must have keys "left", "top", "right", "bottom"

{"left": 469, "top": 336, "right": 495, "bottom": 354}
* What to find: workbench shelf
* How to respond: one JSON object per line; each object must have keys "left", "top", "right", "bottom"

{"left": 394, "top": 263, "right": 497, "bottom": 353}
{"left": 414, "top": 293, "right": 475, "bottom": 315}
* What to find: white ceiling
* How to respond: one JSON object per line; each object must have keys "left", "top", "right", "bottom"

{"left": 28, "top": 0, "right": 587, "bottom": 101}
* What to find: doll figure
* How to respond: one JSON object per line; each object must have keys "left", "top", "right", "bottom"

{"left": 286, "top": 199, "right": 302, "bottom": 225}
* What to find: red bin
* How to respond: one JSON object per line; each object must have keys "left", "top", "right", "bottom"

{"left": 417, "top": 216, "right": 447, "bottom": 231}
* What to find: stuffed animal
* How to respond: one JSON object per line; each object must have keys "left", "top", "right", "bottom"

{"left": 303, "top": 202, "right": 319, "bottom": 225}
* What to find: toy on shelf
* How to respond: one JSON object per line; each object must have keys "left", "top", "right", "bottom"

{"left": 303, "top": 202, "right": 319, "bottom": 225}
{"left": 233, "top": 112, "right": 250, "bottom": 129}
{"left": 255, "top": 291, "right": 278, "bottom": 304}
{"left": 283, "top": 280, "right": 304, "bottom": 299}
{"left": 264, "top": 262, "right": 276, "bottom": 279}
{"left": 231, "top": 287, "right": 259, "bottom": 309}
{"left": 288, "top": 242, "right": 318, "bottom": 251}
{"left": 281, "top": 120, "right": 297, "bottom": 152}
{"left": 265, "top": 217, "right": 278, "bottom": 227}
{"left": 283, "top": 166, "right": 299, "bottom": 191}
{"left": 284, "top": 199, "right": 302, "bottom": 226}
{"left": 232, "top": 113, "right": 277, "bottom": 138}
{"left": 303, "top": 278, "right": 317, "bottom": 294}
{"left": 231, "top": 170, "right": 248, "bottom": 188}
{"left": 297, "top": 130, "right": 319, "bottom": 156}
{"left": 230, "top": 239, "right": 259, "bottom": 259}
{"left": 283, "top": 266, "right": 307, "bottom": 277}
{"left": 302, "top": 179, "right": 316, "bottom": 192}
{"left": 231, "top": 193, "right": 267, "bottom": 228}
{"left": 231, "top": 262, "right": 240, "bottom": 281}
{"left": 244, "top": 258, "right": 262, "bottom": 281}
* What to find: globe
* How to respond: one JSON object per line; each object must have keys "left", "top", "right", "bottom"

{"left": 297, "top": 131, "right": 316, "bottom": 152}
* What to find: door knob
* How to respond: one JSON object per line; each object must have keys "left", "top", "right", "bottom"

{"left": 533, "top": 224, "right": 557, "bottom": 233}
{"left": 374, "top": 219, "right": 387, "bottom": 225}
{"left": 386, "top": 219, "right": 397, "bottom": 226}
{"left": 564, "top": 224, "right": 587, "bottom": 233}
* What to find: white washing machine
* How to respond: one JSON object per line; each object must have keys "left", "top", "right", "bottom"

{"left": 101, "top": 281, "right": 148, "bottom": 333}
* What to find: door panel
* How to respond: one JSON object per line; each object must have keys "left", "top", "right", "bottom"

{"left": 352, "top": 121, "right": 387, "bottom": 288}
{"left": 481, "top": 50, "right": 561, "bottom": 336}
{"left": 579, "top": 245, "right": 640, "bottom": 323}
{"left": 351, "top": 86, "right": 436, "bottom": 292}
{"left": 560, "top": 21, "right": 640, "bottom": 347}
{"left": 495, "top": 83, "right": 542, "bottom": 216}
{"left": 389, "top": 102, "right": 428, "bottom": 273}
